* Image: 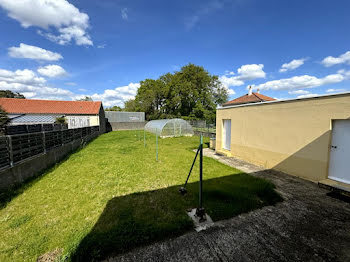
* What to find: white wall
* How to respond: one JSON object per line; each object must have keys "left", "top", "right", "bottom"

{"left": 66, "top": 116, "right": 91, "bottom": 129}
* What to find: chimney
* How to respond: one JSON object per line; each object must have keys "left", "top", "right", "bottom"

{"left": 257, "top": 88, "right": 260, "bottom": 94}
{"left": 248, "top": 86, "right": 253, "bottom": 96}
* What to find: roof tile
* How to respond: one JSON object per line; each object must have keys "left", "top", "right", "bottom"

{"left": 223, "top": 92, "right": 275, "bottom": 106}
{"left": 0, "top": 98, "right": 102, "bottom": 115}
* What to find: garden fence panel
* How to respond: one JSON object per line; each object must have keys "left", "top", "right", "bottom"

{"left": 0, "top": 136, "right": 10, "bottom": 169}
{"left": 45, "top": 131, "right": 62, "bottom": 151}
{"left": 0, "top": 126, "right": 100, "bottom": 169}
{"left": 11, "top": 133, "right": 44, "bottom": 164}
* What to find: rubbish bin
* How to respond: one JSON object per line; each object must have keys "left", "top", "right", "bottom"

{"left": 209, "top": 138, "right": 216, "bottom": 150}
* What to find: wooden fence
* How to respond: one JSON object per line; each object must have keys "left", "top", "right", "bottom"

{"left": 0, "top": 126, "right": 100, "bottom": 170}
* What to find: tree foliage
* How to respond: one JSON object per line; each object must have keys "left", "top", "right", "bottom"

{"left": 105, "top": 105, "right": 122, "bottom": 111}
{"left": 124, "top": 99, "right": 137, "bottom": 112}
{"left": 130, "top": 64, "right": 228, "bottom": 122}
{"left": 77, "top": 96, "right": 93, "bottom": 101}
{"left": 55, "top": 116, "right": 67, "bottom": 124}
{"left": 0, "top": 90, "right": 25, "bottom": 99}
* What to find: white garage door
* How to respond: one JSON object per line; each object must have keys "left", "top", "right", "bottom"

{"left": 222, "top": 119, "right": 231, "bottom": 150}
{"left": 328, "top": 120, "right": 350, "bottom": 184}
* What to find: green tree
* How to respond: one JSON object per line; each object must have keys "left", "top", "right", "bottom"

{"left": 134, "top": 79, "right": 169, "bottom": 119}
{"left": 105, "top": 106, "right": 122, "bottom": 111}
{"left": 123, "top": 99, "right": 137, "bottom": 112}
{"left": 133, "top": 63, "right": 228, "bottom": 121}
{"left": 55, "top": 116, "right": 67, "bottom": 124}
{"left": 0, "top": 90, "right": 25, "bottom": 99}
{"left": 77, "top": 96, "right": 93, "bottom": 101}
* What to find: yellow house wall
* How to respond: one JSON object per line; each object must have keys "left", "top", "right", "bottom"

{"left": 216, "top": 94, "right": 350, "bottom": 182}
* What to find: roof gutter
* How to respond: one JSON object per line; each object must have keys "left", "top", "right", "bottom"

{"left": 217, "top": 91, "right": 350, "bottom": 110}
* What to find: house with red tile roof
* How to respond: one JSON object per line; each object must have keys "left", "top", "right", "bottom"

{"left": 222, "top": 87, "right": 275, "bottom": 107}
{"left": 0, "top": 98, "right": 106, "bottom": 132}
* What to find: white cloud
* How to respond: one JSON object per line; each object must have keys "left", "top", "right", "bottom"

{"left": 219, "top": 75, "right": 244, "bottom": 88}
{"left": 326, "top": 88, "right": 346, "bottom": 93}
{"left": 337, "top": 69, "right": 350, "bottom": 79}
{"left": 219, "top": 64, "right": 266, "bottom": 88}
{"left": 185, "top": 0, "right": 224, "bottom": 30}
{"left": 0, "top": 68, "right": 46, "bottom": 85}
{"left": 321, "top": 51, "right": 350, "bottom": 67}
{"left": 185, "top": 15, "right": 200, "bottom": 31}
{"left": 226, "top": 88, "right": 235, "bottom": 95}
{"left": 0, "top": 0, "right": 92, "bottom": 46}
{"left": 252, "top": 74, "right": 344, "bottom": 91}
{"left": 37, "top": 65, "right": 67, "bottom": 78}
{"left": 90, "top": 83, "right": 140, "bottom": 107}
{"left": 0, "top": 68, "right": 74, "bottom": 100}
{"left": 65, "top": 82, "right": 77, "bottom": 86}
{"left": 288, "top": 90, "right": 310, "bottom": 95}
{"left": 279, "top": 58, "right": 307, "bottom": 72}
{"left": 236, "top": 64, "right": 266, "bottom": 81}
{"left": 297, "top": 93, "right": 319, "bottom": 99}
{"left": 0, "top": 65, "right": 142, "bottom": 104}
{"left": 121, "top": 8, "right": 128, "bottom": 20}
{"left": 8, "top": 43, "right": 63, "bottom": 61}
{"left": 97, "top": 44, "right": 106, "bottom": 49}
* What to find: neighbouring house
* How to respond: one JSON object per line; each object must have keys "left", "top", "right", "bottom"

{"left": 216, "top": 91, "right": 350, "bottom": 189}
{"left": 222, "top": 87, "right": 276, "bottom": 107}
{"left": 0, "top": 98, "right": 106, "bottom": 133}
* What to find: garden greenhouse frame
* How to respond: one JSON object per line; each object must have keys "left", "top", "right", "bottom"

{"left": 144, "top": 119, "right": 194, "bottom": 161}
{"left": 144, "top": 118, "right": 194, "bottom": 138}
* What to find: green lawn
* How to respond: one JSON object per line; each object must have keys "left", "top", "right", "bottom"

{"left": 0, "top": 131, "right": 282, "bottom": 261}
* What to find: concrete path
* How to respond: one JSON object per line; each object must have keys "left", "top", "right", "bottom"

{"left": 104, "top": 149, "right": 350, "bottom": 262}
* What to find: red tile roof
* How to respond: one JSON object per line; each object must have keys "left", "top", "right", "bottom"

{"left": 222, "top": 92, "right": 275, "bottom": 106}
{"left": 0, "top": 98, "right": 102, "bottom": 115}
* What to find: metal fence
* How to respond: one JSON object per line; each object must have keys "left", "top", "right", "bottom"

{"left": 0, "top": 126, "right": 100, "bottom": 170}
{"left": 105, "top": 111, "right": 145, "bottom": 123}
{"left": 188, "top": 120, "right": 216, "bottom": 134}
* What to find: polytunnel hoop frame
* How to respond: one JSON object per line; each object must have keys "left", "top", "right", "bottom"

{"left": 143, "top": 118, "right": 194, "bottom": 161}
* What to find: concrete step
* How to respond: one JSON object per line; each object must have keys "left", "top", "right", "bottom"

{"left": 318, "top": 178, "right": 350, "bottom": 197}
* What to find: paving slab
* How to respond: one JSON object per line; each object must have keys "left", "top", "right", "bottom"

{"left": 104, "top": 149, "right": 350, "bottom": 262}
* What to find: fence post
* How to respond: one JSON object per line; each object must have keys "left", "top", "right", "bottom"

{"left": 199, "top": 134, "right": 203, "bottom": 209}
{"left": 156, "top": 134, "right": 158, "bottom": 161}
{"left": 7, "top": 135, "right": 13, "bottom": 167}
{"left": 61, "top": 129, "right": 64, "bottom": 145}
{"left": 42, "top": 131, "right": 46, "bottom": 153}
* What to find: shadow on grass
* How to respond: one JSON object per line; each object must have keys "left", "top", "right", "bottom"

{"left": 0, "top": 137, "right": 98, "bottom": 210}
{"left": 72, "top": 172, "right": 282, "bottom": 261}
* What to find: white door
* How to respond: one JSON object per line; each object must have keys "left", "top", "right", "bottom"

{"left": 328, "top": 120, "right": 350, "bottom": 184}
{"left": 222, "top": 119, "right": 231, "bottom": 150}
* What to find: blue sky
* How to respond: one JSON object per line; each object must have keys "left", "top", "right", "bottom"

{"left": 0, "top": 0, "right": 350, "bottom": 107}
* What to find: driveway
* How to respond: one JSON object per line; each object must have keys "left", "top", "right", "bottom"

{"left": 105, "top": 149, "right": 350, "bottom": 262}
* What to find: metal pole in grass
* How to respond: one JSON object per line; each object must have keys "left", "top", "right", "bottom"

{"left": 199, "top": 134, "right": 203, "bottom": 209}
{"left": 195, "top": 134, "right": 205, "bottom": 220}
{"left": 156, "top": 134, "right": 158, "bottom": 161}
{"left": 179, "top": 134, "right": 206, "bottom": 221}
